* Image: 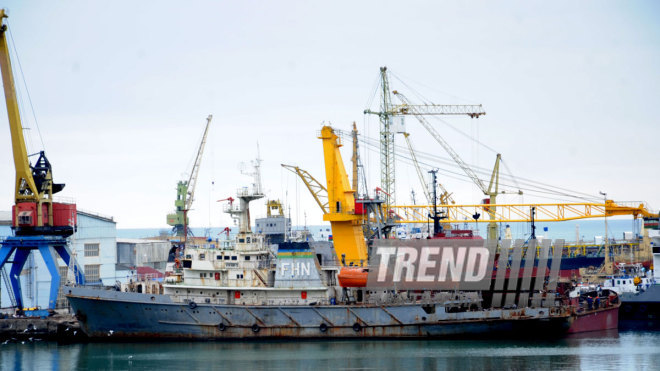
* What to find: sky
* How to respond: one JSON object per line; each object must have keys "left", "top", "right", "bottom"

{"left": 0, "top": 1, "right": 658, "bottom": 229}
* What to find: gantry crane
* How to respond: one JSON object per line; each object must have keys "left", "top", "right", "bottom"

{"left": 0, "top": 10, "right": 84, "bottom": 311}
{"left": 167, "top": 115, "right": 212, "bottom": 238}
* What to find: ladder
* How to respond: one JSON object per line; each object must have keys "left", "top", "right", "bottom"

{"left": 1, "top": 266, "right": 17, "bottom": 308}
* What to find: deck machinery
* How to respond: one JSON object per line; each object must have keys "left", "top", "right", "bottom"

{"left": 0, "top": 10, "right": 84, "bottom": 311}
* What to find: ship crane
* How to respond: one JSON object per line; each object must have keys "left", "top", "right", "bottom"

{"left": 281, "top": 164, "right": 329, "bottom": 214}
{"left": 0, "top": 10, "right": 85, "bottom": 311}
{"left": 167, "top": 115, "right": 212, "bottom": 239}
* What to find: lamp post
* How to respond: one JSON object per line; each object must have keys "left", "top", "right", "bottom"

{"left": 599, "top": 191, "right": 613, "bottom": 274}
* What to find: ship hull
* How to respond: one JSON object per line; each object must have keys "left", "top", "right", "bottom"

{"left": 619, "top": 285, "right": 660, "bottom": 330}
{"left": 66, "top": 286, "right": 571, "bottom": 340}
{"left": 567, "top": 305, "right": 619, "bottom": 333}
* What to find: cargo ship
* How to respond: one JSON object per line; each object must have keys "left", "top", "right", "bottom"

{"left": 618, "top": 238, "right": 660, "bottom": 330}
{"left": 66, "top": 177, "right": 575, "bottom": 340}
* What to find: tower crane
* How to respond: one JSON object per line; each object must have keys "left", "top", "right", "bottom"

{"left": 392, "top": 91, "right": 504, "bottom": 240}
{"left": 166, "top": 115, "right": 212, "bottom": 238}
{"left": 0, "top": 10, "right": 84, "bottom": 311}
{"left": 364, "top": 67, "right": 486, "bottom": 230}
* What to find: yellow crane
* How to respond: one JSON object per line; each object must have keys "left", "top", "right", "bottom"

{"left": 0, "top": 10, "right": 84, "bottom": 311}
{"left": 0, "top": 10, "right": 74, "bottom": 236}
{"left": 390, "top": 200, "right": 657, "bottom": 224}
{"left": 319, "top": 126, "right": 368, "bottom": 265}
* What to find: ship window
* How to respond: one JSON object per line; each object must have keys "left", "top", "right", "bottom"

{"left": 224, "top": 256, "right": 230, "bottom": 260}
{"left": 186, "top": 254, "right": 192, "bottom": 259}
{"left": 200, "top": 273, "right": 204, "bottom": 278}
{"left": 247, "top": 237, "right": 251, "bottom": 243}
{"left": 231, "top": 256, "right": 237, "bottom": 261}
{"left": 245, "top": 256, "right": 251, "bottom": 261}
{"left": 617, "top": 280, "right": 620, "bottom": 285}
{"left": 217, "top": 255, "right": 222, "bottom": 260}
{"left": 239, "top": 238, "right": 245, "bottom": 243}
{"left": 199, "top": 253, "right": 205, "bottom": 260}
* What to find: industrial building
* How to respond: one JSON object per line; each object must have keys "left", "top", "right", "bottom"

{"left": 0, "top": 210, "right": 167, "bottom": 309}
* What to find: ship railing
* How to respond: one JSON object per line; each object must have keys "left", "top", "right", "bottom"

{"left": 223, "top": 204, "right": 243, "bottom": 213}
{"left": 236, "top": 187, "right": 264, "bottom": 198}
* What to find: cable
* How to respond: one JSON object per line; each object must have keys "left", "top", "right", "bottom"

{"left": 7, "top": 20, "right": 45, "bottom": 152}
{"left": 344, "top": 129, "right": 602, "bottom": 203}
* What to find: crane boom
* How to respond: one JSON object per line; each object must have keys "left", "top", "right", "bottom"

{"left": 166, "top": 115, "right": 212, "bottom": 236}
{"left": 394, "top": 91, "right": 488, "bottom": 194}
{"left": 281, "top": 164, "right": 329, "bottom": 214}
{"left": 394, "top": 103, "right": 486, "bottom": 118}
{"left": 402, "top": 132, "right": 431, "bottom": 204}
{"left": 185, "top": 114, "right": 212, "bottom": 211}
{"left": 390, "top": 200, "right": 658, "bottom": 224}
{"left": 0, "top": 13, "right": 38, "bottom": 202}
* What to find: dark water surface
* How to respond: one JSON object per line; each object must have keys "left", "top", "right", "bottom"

{"left": 1, "top": 331, "right": 658, "bottom": 370}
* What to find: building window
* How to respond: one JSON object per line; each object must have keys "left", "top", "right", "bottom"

{"left": 84, "top": 243, "right": 100, "bottom": 257}
{"left": 84, "top": 264, "right": 100, "bottom": 283}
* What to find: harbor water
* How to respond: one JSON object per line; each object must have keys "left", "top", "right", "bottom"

{"left": 1, "top": 331, "right": 658, "bottom": 370}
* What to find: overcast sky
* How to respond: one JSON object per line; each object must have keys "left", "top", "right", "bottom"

{"left": 0, "top": 1, "right": 658, "bottom": 229}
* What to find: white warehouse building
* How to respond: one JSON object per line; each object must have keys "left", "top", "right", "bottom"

{"left": 0, "top": 210, "right": 119, "bottom": 309}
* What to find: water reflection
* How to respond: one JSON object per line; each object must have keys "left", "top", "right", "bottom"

{"left": 0, "top": 331, "right": 658, "bottom": 370}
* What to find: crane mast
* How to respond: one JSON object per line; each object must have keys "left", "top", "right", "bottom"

{"left": 364, "top": 67, "right": 396, "bottom": 213}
